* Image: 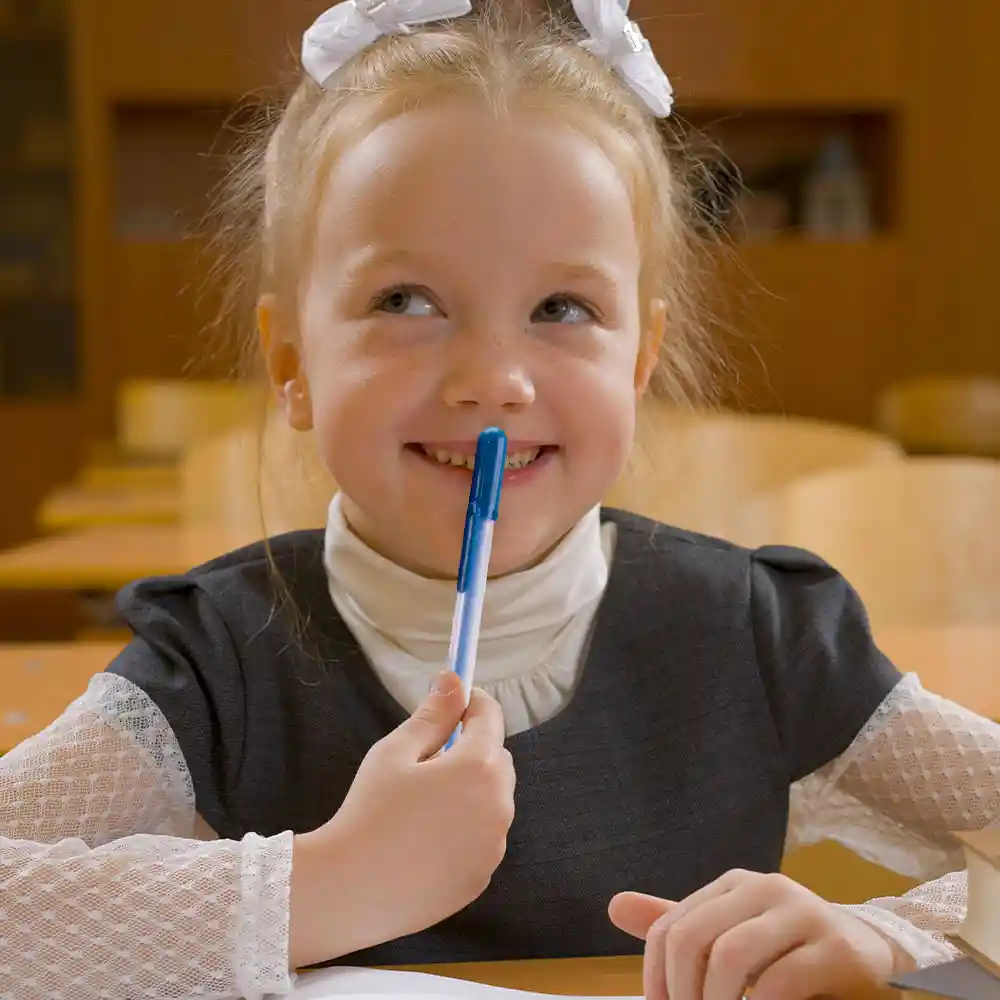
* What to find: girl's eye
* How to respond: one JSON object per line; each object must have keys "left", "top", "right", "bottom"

{"left": 531, "top": 295, "right": 595, "bottom": 324}
{"left": 374, "top": 287, "right": 439, "bottom": 317}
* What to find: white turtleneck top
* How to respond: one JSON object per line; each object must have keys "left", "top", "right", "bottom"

{"left": 324, "top": 495, "right": 613, "bottom": 734}
{"left": 1, "top": 496, "right": 997, "bottom": 999}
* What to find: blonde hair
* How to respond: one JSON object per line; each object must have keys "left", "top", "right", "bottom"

{"left": 211, "top": 2, "right": 723, "bottom": 410}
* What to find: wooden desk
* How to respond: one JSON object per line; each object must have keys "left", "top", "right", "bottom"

{"left": 0, "top": 643, "right": 122, "bottom": 750}
{"left": 396, "top": 956, "right": 642, "bottom": 995}
{"left": 38, "top": 485, "right": 180, "bottom": 530}
{"left": 878, "top": 625, "right": 1000, "bottom": 720}
{"left": 394, "top": 956, "right": 895, "bottom": 1000}
{"left": 0, "top": 524, "right": 256, "bottom": 592}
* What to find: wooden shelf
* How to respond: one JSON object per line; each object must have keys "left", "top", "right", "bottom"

{"left": 679, "top": 109, "right": 897, "bottom": 238}
{"left": 113, "top": 105, "right": 235, "bottom": 241}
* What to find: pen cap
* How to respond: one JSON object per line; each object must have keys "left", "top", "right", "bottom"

{"left": 472, "top": 427, "right": 507, "bottom": 521}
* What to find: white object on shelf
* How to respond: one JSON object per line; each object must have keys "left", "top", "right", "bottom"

{"left": 802, "top": 133, "right": 872, "bottom": 241}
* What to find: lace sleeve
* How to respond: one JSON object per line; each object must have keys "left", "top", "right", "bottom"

{"left": 0, "top": 674, "right": 294, "bottom": 999}
{"left": 788, "top": 674, "right": 1000, "bottom": 968}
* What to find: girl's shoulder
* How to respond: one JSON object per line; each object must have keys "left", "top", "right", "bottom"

{"left": 103, "top": 529, "right": 336, "bottom": 835}
{"left": 601, "top": 506, "right": 902, "bottom": 779}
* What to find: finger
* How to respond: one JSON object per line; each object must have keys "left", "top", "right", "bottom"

{"left": 641, "top": 872, "right": 751, "bottom": 1000}
{"left": 608, "top": 892, "right": 675, "bottom": 940}
{"left": 644, "top": 909, "right": 674, "bottom": 1000}
{"left": 384, "top": 671, "right": 466, "bottom": 760}
{"left": 663, "top": 887, "right": 773, "bottom": 1000}
{"left": 750, "top": 941, "right": 839, "bottom": 1000}
{"left": 702, "top": 909, "right": 807, "bottom": 1000}
{"left": 452, "top": 687, "right": 506, "bottom": 754}
{"left": 655, "top": 869, "right": 775, "bottom": 940}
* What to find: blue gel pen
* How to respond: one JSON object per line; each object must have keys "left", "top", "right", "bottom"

{"left": 443, "top": 427, "right": 507, "bottom": 751}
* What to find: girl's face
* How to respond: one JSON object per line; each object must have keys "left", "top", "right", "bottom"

{"left": 264, "top": 99, "right": 662, "bottom": 577}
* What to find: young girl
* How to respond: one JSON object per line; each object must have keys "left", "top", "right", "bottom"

{"left": 2, "top": 2, "right": 998, "bottom": 998}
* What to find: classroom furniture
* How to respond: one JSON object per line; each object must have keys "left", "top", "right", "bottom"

{"left": 37, "top": 482, "right": 181, "bottom": 530}
{"left": 25, "top": 379, "right": 260, "bottom": 535}
{"left": 396, "top": 956, "right": 644, "bottom": 996}
{"left": 1, "top": 414, "right": 331, "bottom": 596}
{"left": 402, "top": 956, "right": 899, "bottom": 1000}
{"left": 34, "top": 438, "right": 184, "bottom": 531}
{"left": 116, "top": 378, "right": 264, "bottom": 460}
{"left": 77, "top": 449, "right": 180, "bottom": 491}
{"left": 181, "top": 413, "right": 334, "bottom": 537}
{"left": 605, "top": 408, "right": 902, "bottom": 544}
{"left": 748, "top": 457, "right": 1000, "bottom": 625}
{"left": 0, "top": 524, "right": 245, "bottom": 592}
{"left": 0, "top": 642, "right": 121, "bottom": 751}
{"left": 879, "top": 625, "right": 1000, "bottom": 720}
{"left": 874, "top": 375, "right": 1000, "bottom": 457}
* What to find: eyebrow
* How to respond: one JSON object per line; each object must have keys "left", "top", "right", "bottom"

{"left": 342, "top": 247, "right": 434, "bottom": 285}
{"left": 543, "top": 261, "right": 621, "bottom": 288}
{"left": 342, "top": 248, "right": 621, "bottom": 289}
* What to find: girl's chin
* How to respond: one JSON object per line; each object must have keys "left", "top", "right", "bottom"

{"left": 340, "top": 486, "right": 590, "bottom": 579}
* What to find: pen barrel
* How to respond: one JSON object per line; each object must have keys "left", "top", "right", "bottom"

{"left": 449, "top": 518, "right": 494, "bottom": 698}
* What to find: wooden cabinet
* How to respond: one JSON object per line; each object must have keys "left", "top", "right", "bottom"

{"left": 718, "top": 240, "right": 901, "bottom": 425}
{"left": 77, "top": 0, "right": 245, "bottom": 100}
{"left": 108, "top": 241, "right": 232, "bottom": 381}
{"left": 0, "top": 1, "right": 87, "bottom": 547}
{"left": 238, "top": 0, "right": 333, "bottom": 90}
{"left": 636, "top": 0, "right": 906, "bottom": 108}
{"left": 899, "top": 1, "right": 1000, "bottom": 379}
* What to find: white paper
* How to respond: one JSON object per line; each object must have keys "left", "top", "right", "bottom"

{"left": 288, "top": 966, "right": 639, "bottom": 1000}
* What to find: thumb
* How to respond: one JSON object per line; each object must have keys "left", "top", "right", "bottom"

{"left": 608, "top": 892, "right": 676, "bottom": 940}
{"left": 389, "top": 670, "right": 466, "bottom": 761}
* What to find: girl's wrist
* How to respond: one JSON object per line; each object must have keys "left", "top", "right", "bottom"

{"left": 289, "top": 829, "right": 342, "bottom": 969}
{"left": 288, "top": 820, "right": 397, "bottom": 970}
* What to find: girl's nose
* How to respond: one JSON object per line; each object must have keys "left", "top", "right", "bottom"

{"left": 441, "top": 342, "right": 536, "bottom": 411}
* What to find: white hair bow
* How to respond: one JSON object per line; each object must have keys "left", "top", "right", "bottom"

{"left": 302, "top": 0, "right": 673, "bottom": 118}
{"left": 571, "top": 0, "right": 673, "bottom": 117}
{"left": 302, "top": 0, "right": 473, "bottom": 88}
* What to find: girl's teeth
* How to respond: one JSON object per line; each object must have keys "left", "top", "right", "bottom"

{"left": 425, "top": 447, "right": 542, "bottom": 470}
{"left": 432, "top": 449, "right": 469, "bottom": 468}
{"left": 505, "top": 448, "right": 541, "bottom": 469}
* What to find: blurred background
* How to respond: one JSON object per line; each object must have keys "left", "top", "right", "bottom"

{"left": 4, "top": 0, "right": 1000, "bottom": 618}
{"left": 4, "top": 1, "right": 1000, "bottom": 544}
{"left": 1, "top": 0, "right": 999, "bottom": 907}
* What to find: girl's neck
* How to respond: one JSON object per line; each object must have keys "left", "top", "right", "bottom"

{"left": 323, "top": 493, "right": 610, "bottom": 683}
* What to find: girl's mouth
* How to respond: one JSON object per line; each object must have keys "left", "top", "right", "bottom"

{"left": 405, "top": 442, "right": 558, "bottom": 479}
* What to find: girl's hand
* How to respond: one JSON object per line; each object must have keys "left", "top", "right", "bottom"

{"left": 609, "top": 870, "right": 915, "bottom": 1000}
{"left": 290, "top": 670, "right": 516, "bottom": 967}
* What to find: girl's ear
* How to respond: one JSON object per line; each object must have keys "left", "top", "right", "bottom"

{"left": 635, "top": 298, "right": 666, "bottom": 397}
{"left": 258, "top": 294, "right": 314, "bottom": 432}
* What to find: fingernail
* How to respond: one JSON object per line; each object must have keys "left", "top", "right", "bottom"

{"left": 431, "top": 671, "right": 454, "bottom": 695}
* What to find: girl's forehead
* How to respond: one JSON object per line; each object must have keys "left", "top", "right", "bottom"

{"left": 312, "top": 101, "right": 641, "bottom": 272}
